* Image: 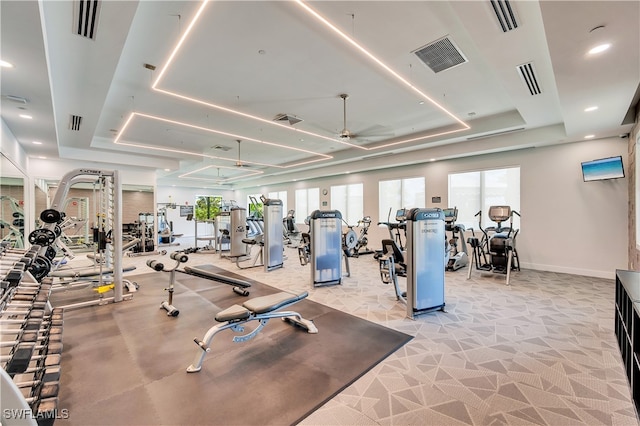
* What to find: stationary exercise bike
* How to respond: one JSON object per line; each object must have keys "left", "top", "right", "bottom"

{"left": 467, "top": 206, "right": 521, "bottom": 285}
{"left": 342, "top": 216, "right": 373, "bottom": 257}
{"left": 353, "top": 216, "right": 374, "bottom": 257}
{"left": 443, "top": 207, "right": 468, "bottom": 271}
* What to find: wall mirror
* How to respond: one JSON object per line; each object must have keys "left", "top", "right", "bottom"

{"left": 0, "top": 153, "right": 26, "bottom": 248}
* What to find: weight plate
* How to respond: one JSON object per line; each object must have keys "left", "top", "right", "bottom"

{"left": 28, "top": 228, "right": 56, "bottom": 246}
{"left": 28, "top": 256, "right": 51, "bottom": 282}
{"left": 40, "top": 209, "right": 61, "bottom": 224}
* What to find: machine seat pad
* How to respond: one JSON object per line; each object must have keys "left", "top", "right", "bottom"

{"left": 242, "top": 291, "right": 308, "bottom": 315}
{"left": 215, "top": 304, "right": 251, "bottom": 322}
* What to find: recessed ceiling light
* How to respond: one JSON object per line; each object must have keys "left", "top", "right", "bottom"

{"left": 38, "top": 156, "right": 47, "bottom": 159}
{"left": 32, "top": 141, "right": 43, "bottom": 145}
{"left": 164, "top": 168, "right": 170, "bottom": 171}
{"left": 584, "top": 134, "right": 595, "bottom": 139}
{"left": 19, "top": 114, "right": 32, "bottom": 119}
{"left": 429, "top": 158, "right": 436, "bottom": 162}
{"left": 584, "top": 106, "right": 598, "bottom": 112}
{"left": 0, "top": 60, "right": 14, "bottom": 68}
{"left": 418, "top": 101, "right": 425, "bottom": 105}
{"left": 588, "top": 43, "right": 611, "bottom": 54}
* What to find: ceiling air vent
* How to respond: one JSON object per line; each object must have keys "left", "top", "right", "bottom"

{"left": 69, "top": 115, "right": 83, "bottom": 131}
{"left": 273, "top": 113, "right": 302, "bottom": 126}
{"left": 73, "top": 0, "right": 101, "bottom": 40}
{"left": 2, "top": 95, "right": 28, "bottom": 104}
{"left": 517, "top": 62, "right": 542, "bottom": 96}
{"left": 490, "top": 0, "right": 518, "bottom": 32}
{"left": 413, "top": 36, "right": 467, "bottom": 74}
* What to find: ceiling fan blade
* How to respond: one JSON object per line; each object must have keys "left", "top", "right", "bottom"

{"left": 353, "top": 124, "right": 395, "bottom": 138}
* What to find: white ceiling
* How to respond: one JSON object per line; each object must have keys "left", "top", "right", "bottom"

{"left": 1, "top": 1, "right": 638, "bottom": 189}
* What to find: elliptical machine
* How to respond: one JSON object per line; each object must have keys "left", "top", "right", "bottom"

{"left": 375, "top": 208, "right": 407, "bottom": 259}
{"left": 282, "top": 209, "right": 302, "bottom": 246}
{"left": 443, "top": 207, "right": 468, "bottom": 271}
{"left": 467, "top": 206, "right": 521, "bottom": 285}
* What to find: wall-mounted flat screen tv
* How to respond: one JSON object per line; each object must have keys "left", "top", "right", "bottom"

{"left": 581, "top": 156, "right": 625, "bottom": 182}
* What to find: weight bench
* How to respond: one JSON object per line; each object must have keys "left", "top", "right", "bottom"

{"left": 187, "top": 291, "right": 318, "bottom": 373}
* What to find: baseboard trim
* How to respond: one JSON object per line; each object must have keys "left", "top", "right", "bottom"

{"left": 519, "top": 262, "right": 617, "bottom": 280}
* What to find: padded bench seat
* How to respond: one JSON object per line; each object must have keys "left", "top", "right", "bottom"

{"left": 216, "top": 291, "right": 309, "bottom": 321}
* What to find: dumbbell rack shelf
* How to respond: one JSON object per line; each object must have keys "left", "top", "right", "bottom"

{"left": 1, "top": 242, "right": 64, "bottom": 426}
{"left": 614, "top": 269, "right": 640, "bottom": 417}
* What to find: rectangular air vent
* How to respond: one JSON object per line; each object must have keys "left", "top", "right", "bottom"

{"left": 490, "top": 0, "right": 518, "bottom": 32}
{"left": 273, "top": 113, "right": 302, "bottom": 126}
{"left": 517, "top": 62, "right": 542, "bottom": 95}
{"left": 69, "top": 115, "right": 83, "bottom": 131}
{"left": 413, "top": 36, "right": 468, "bottom": 74}
{"left": 73, "top": 0, "right": 101, "bottom": 39}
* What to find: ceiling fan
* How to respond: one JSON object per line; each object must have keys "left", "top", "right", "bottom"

{"left": 235, "top": 139, "right": 253, "bottom": 168}
{"left": 337, "top": 93, "right": 394, "bottom": 142}
{"left": 338, "top": 94, "right": 356, "bottom": 140}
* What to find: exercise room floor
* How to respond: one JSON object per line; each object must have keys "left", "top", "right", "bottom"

{"left": 51, "top": 239, "right": 639, "bottom": 425}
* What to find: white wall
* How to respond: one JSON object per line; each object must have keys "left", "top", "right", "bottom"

{"left": 6, "top": 130, "right": 627, "bottom": 278}
{"left": 156, "top": 185, "right": 235, "bottom": 238}
{"left": 236, "top": 137, "right": 628, "bottom": 279}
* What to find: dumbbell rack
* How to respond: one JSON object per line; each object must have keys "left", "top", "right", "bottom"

{"left": 0, "top": 242, "right": 63, "bottom": 426}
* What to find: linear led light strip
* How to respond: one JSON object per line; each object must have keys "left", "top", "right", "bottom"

{"left": 150, "top": 0, "right": 469, "bottom": 152}
{"left": 294, "top": 0, "right": 469, "bottom": 134}
{"left": 149, "top": 1, "right": 361, "bottom": 151}
{"left": 180, "top": 164, "right": 263, "bottom": 181}
{"left": 114, "top": 112, "right": 332, "bottom": 169}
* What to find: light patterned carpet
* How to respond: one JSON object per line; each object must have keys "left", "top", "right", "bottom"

{"left": 53, "top": 240, "right": 639, "bottom": 425}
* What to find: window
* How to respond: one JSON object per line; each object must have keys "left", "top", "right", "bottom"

{"left": 295, "top": 188, "right": 319, "bottom": 223}
{"left": 448, "top": 167, "right": 520, "bottom": 230}
{"left": 330, "top": 183, "right": 363, "bottom": 225}
{"left": 378, "top": 177, "right": 425, "bottom": 223}
{"left": 268, "top": 190, "right": 287, "bottom": 214}
{"left": 194, "top": 195, "right": 222, "bottom": 220}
